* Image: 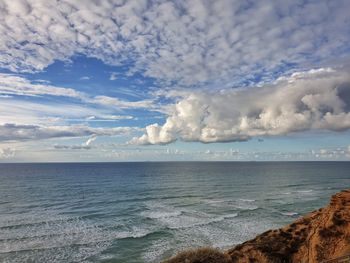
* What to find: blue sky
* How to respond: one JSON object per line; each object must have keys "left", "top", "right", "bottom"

{"left": 0, "top": 0, "right": 350, "bottom": 162}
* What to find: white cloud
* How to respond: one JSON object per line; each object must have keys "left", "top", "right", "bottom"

{"left": 54, "top": 144, "right": 91, "bottom": 150}
{"left": 0, "top": 123, "right": 136, "bottom": 142}
{"left": 311, "top": 146, "right": 350, "bottom": 159}
{"left": 92, "top": 96, "right": 155, "bottom": 110}
{"left": 0, "top": 73, "right": 84, "bottom": 98}
{"left": 52, "top": 135, "right": 97, "bottom": 150}
{"left": 0, "top": 98, "right": 116, "bottom": 125}
{"left": 0, "top": 74, "right": 148, "bottom": 145}
{"left": 80, "top": 76, "right": 90, "bottom": 80}
{"left": 0, "top": 147, "right": 15, "bottom": 159}
{"left": 0, "top": 73, "right": 156, "bottom": 110}
{"left": 130, "top": 68, "right": 350, "bottom": 144}
{"left": 109, "top": 72, "right": 118, "bottom": 81}
{"left": 0, "top": 0, "right": 349, "bottom": 86}
{"left": 84, "top": 135, "right": 96, "bottom": 146}
{"left": 85, "top": 115, "right": 134, "bottom": 121}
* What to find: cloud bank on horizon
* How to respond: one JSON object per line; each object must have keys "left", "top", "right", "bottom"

{"left": 0, "top": 0, "right": 350, "bottom": 161}
{"left": 130, "top": 68, "right": 350, "bottom": 144}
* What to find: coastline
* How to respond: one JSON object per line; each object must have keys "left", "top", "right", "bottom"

{"left": 164, "top": 189, "right": 350, "bottom": 263}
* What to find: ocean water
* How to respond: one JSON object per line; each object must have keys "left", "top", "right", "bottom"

{"left": 0, "top": 162, "right": 349, "bottom": 263}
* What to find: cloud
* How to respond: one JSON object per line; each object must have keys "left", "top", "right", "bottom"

{"left": 80, "top": 76, "right": 90, "bottom": 80}
{"left": 311, "top": 146, "right": 350, "bottom": 159}
{"left": 130, "top": 68, "right": 350, "bottom": 144}
{"left": 0, "top": 73, "right": 84, "bottom": 98}
{"left": 85, "top": 115, "right": 134, "bottom": 121}
{"left": 0, "top": 0, "right": 349, "bottom": 87}
{"left": 53, "top": 135, "right": 97, "bottom": 150}
{"left": 0, "top": 73, "right": 156, "bottom": 110}
{"left": 0, "top": 98, "right": 120, "bottom": 125}
{"left": 54, "top": 144, "right": 91, "bottom": 150}
{"left": 109, "top": 72, "right": 118, "bottom": 81}
{"left": 84, "top": 135, "right": 96, "bottom": 146}
{"left": 92, "top": 96, "right": 155, "bottom": 109}
{"left": 0, "top": 147, "right": 15, "bottom": 158}
{"left": 0, "top": 123, "right": 136, "bottom": 142}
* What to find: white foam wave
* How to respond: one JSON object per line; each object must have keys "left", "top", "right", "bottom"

{"left": 297, "top": 189, "right": 313, "bottom": 193}
{"left": 147, "top": 216, "right": 280, "bottom": 262}
{"left": 113, "top": 227, "right": 153, "bottom": 240}
{"left": 0, "top": 212, "right": 122, "bottom": 262}
{"left": 153, "top": 211, "right": 238, "bottom": 230}
{"left": 0, "top": 212, "right": 68, "bottom": 229}
{"left": 232, "top": 201, "right": 259, "bottom": 211}
{"left": 231, "top": 198, "right": 259, "bottom": 210}
{"left": 238, "top": 199, "right": 256, "bottom": 202}
{"left": 142, "top": 238, "right": 172, "bottom": 263}
{"left": 202, "top": 198, "right": 258, "bottom": 211}
{"left": 214, "top": 213, "right": 238, "bottom": 222}
{"left": 141, "top": 200, "right": 242, "bottom": 230}
{"left": 281, "top": 212, "right": 299, "bottom": 216}
{"left": 141, "top": 210, "right": 182, "bottom": 219}
{"left": 203, "top": 199, "right": 226, "bottom": 204}
{"left": 234, "top": 205, "right": 258, "bottom": 210}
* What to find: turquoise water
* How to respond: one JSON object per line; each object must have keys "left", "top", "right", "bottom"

{"left": 0, "top": 162, "right": 349, "bottom": 262}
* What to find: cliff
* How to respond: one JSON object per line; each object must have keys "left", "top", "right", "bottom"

{"left": 164, "top": 189, "right": 350, "bottom": 263}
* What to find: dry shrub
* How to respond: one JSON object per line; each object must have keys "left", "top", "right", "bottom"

{"left": 318, "top": 227, "right": 342, "bottom": 238}
{"left": 332, "top": 212, "right": 346, "bottom": 225}
{"left": 163, "top": 247, "right": 232, "bottom": 263}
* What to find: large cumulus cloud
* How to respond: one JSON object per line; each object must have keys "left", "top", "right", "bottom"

{"left": 0, "top": 0, "right": 349, "bottom": 86}
{"left": 129, "top": 68, "right": 350, "bottom": 144}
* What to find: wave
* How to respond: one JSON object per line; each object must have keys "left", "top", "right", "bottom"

{"left": 232, "top": 199, "right": 259, "bottom": 211}
{"left": 268, "top": 189, "right": 319, "bottom": 203}
{"left": 142, "top": 237, "right": 172, "bottom": 263}
{"left": 233, "top": 204, "right": 259, "bottom": 211}
{"left": 280, "top": 212, "right": 299, "bottom": 216}
{"left": 0, "top": 242, "right": 111, "bottom": 263}
{"left": 202, "top": 199, "right": 227, "bottom": 204}
{"left": 238, "top": 199, "right": 256, "bottom": 202}
{"left": 113, "top": 227, "right": 154, "bottom": 240}
{"left": 202, "top": 198, "right": 258, "bottom": 211}
{"left": 0, "top": 212, "right": 156, "bottom": 262}
{"left": 141, "top": 201, "right": 239, "bottom": 230}
{"left": 142, "top": 216, "right": 280, "bottom": 263}
{"left": 141, "top": 210, "right": 182, "bottom": 219}
{"left": 155, "top": 212, "right": 239, "bottom": 230}
{"left": 296, "top": 189, "right": 313, "bottom": 193}
{"left": 215, "top": 213, "right": 239, "bottom": 221}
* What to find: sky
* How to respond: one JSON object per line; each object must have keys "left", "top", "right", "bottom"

{"left": 0, "top": 0, "right": 350, "bottom": 162}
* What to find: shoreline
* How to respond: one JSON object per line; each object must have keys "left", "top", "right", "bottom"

{"left": 164, "top": 189, "right": 350, "bottom": 263}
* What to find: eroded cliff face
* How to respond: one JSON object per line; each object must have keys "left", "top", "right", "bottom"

{"left": 227, "top": 189, "right": 350, "bottom": 263}
{"left": 164, "top": 189, "right": 350, "bottom": 263}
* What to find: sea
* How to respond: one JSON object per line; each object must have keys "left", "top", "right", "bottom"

{"left": 0, "top": 162, "right": 349, "bottom": 263}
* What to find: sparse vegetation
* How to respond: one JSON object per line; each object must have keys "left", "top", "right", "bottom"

{"left": 318, "top": 226, "right": 342, "bottom": 238}
{"left": 332, "top": 212, "right": 346, "bottom": 226}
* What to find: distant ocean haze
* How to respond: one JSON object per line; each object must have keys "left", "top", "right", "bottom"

{"left": 0, "top": 162, "right": 349, "bottom": 262}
